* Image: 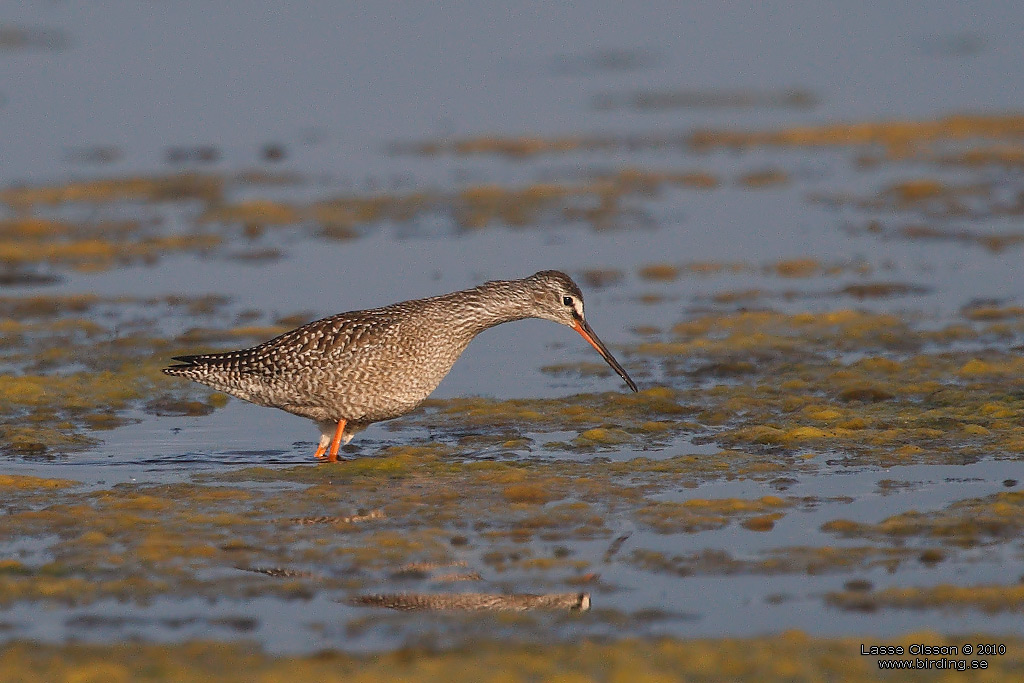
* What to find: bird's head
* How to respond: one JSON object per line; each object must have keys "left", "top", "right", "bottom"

{"left": 525, "top": 270, "right": 638, "bottom": 392}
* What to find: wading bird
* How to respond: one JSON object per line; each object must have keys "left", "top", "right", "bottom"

{"left": 164, "top": 271, "right": 637, "bottom": 461}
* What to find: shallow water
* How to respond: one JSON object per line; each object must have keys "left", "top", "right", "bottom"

{"left": 2, "top": 0, "right": 1024, "bottom": 667}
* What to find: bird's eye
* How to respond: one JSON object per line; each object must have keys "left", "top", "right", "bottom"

{"left": 562, "top": 296, "right": 574, "bottom": 307}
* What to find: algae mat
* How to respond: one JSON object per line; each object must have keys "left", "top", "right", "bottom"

{"left": 1, "top": 633, "right": 1022, "bottom": 682}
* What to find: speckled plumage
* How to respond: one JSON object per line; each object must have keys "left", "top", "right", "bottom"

{"left": 163, "top": 270, "right": 637, "bottom": 459}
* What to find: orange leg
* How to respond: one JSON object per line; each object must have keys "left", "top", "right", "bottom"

{"left": 314, "top": 441, "right": 328, "bottom": 460}
{"left": 326, "top": 418, "right": 347, "bottom": 463}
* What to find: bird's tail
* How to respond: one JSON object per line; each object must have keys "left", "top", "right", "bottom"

{"left": 162, "top": 353, "right": 239, "bottom": 378}
{"left": 163, "top": 355, "right": 200, "bottom": 377}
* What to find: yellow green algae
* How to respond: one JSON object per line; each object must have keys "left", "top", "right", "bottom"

{"left": 630, "top": 545, "right": 914, "bottom": 577}
{"left": 363, "top": 307, "right": 1024, "bottom": 470}
{"left": 0, "top": 167, "right": 723, "bottom": 278}
{"left": 811, "top": 166, "right": 1024, "bottom": 252}
{"left": 856, "top": 221, "right": 1024, "bottom": 254}
{"left": 592, "top": 87, "right": 818, "bottom": 112}
{"left": 820, "top": 177, "right": 996, "bottom": 215}
{"left": 822, "top": 491, "right": 1024, "bottom": 548}
{"left": 360, "top": 303, "right": 1024, "bottom": 476}
{"left": 637, "top": 263, "right": 682, "bottom": 281}
{"left": 1, "top": 303, "right": 1022, "bottom": 671}
{"left": 0, "top": 474, "right": 77, "bottom": 491}
{"left": 0, "top": 632, "right": 1021, "bottom": 682}
{"left": 0, "top": 294, "right": 290, "bottom": 455}
{"left": 1, "top": 113, "right": 1019, "bottom": 279}
{"left": 198, "top": 169, "right": 720, "bottom": 235}
{"left": 736, "top": 168, "right": 790, "bottom": 188}
{"left": 828, "top": 584, "right": 1024, "bottom": 613}
{"left": 0, "top": 228, "right": 221, "bottom": 272}
{"left": 0, "top": 448, "right": 842, "bottom": 607}
{"left": 391, "top": 113, "right": 1024, "bottom": 158}
{"left": 399, "top": 385, "right": 697, "bottom": 451}
{"left": 928, "top": 143, "right": 1024, "bottom": 168}
{"left": 578, "top": 267, "right": 624, "bottom": 289}
{"left": 689, "top": 113, "right": 1024, "bottom": 153}
{"left": 610, "top": 309, "right": 1024, "bottom": 466}
{"left": 634, "top": 258, "right": 874, "bottom": 283}
{"left": 634, "top": 496, "right": 794, "bottom": 533}
{"left": 0, "top": 173, "right": 225, "bottom": 209}
{"left": 633, "top": 487, "right": 1022, "bottom": 575}
{"left": 0, "top": 174, "right": 232, "bottom": 271}
{"left": 0, "top": 170, "right": 289, "bottom": 210}
{"left": 2, "top": 424, "right": 982, "bottom": 629}
{"left": 6, "top": 295, "right": 1024, "bottom": 601}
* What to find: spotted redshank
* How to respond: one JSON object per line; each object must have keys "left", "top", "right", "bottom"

{"left": 163, "top": 271, "right": 637, "bottom": 461}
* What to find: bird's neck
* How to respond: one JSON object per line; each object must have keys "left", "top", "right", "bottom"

{"left": 437, "top": 278, "right": 537, "bottom": 340}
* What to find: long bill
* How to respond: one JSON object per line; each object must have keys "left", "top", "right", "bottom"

{"left": 573, "top": 319, "right": 638, "bottom": 392}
